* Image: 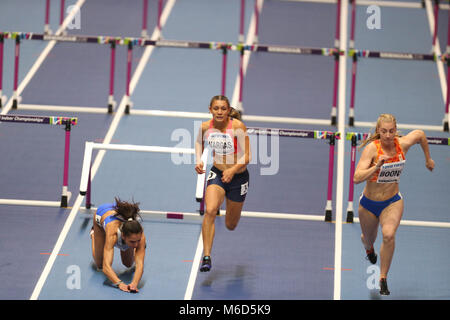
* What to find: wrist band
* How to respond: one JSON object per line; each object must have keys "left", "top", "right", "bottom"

{"left": 113, "top": 281, "right": 123, "bottom": 287}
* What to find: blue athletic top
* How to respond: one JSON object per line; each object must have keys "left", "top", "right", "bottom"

{"left": 95, "top": 203, "right": 130, "bottom": 251}
{"left": 95, "top": 203, "right": 124, "bottom": 229}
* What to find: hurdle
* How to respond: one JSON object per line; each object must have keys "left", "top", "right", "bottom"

{"left": 0, "top": 114, "right": 77, "bottom": 207}
{"left": 79, "top": 142, "right": 214, "bottom": 218}
{"left": 79, "top": 141, "right": 197, "bottom": 209}
{"left": 347, "top": 0, "right": 450, "bottom": 131}
{"left": 248, "top": 127, "right": 340, "bottom": 222}
{"left": 0, "top": 25, "right": 344, "bottom": 124}
{"left": 193, "top": 127, "right": 341, "bottom": 222}
{"left": 79, "top": 126, "right": 340, "bottom": 222}
{"left": 253, "top": 0, "right": 341, "bottom": 124}
{"left": 3, "top": 1, "right": 448, "bottom": 126}
{"left": 0, "top": 31, "right": 125, "bottom": 113}
{"left": 345, "top": 131, "right": 450, "bottom": 223}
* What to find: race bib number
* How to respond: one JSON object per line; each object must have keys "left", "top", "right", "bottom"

{"left": 240, "top": 182, "right": 249, "bottom": 196}
{"left": 207, "top": 132, "right": 234, "bottom": 156}
{"left": 207, "top": 171, "right": 217, "bottom": 181}
{"left": 377, "top": 160, "right": 406, "bottom": 183}
{"left": 95, "top": 214, "right": 102, "bottom": 227}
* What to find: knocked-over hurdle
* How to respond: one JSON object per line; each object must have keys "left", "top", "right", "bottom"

{"left": 0, "top": 114, "right": 77, "bottom": 207}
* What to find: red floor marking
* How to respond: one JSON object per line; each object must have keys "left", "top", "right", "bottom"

{"left": 322, "top": 267, "right": 352, "bottom": 271}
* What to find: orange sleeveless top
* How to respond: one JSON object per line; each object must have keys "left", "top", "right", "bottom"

{"left": 369, "top": 138, "right": 405, "bottom": 182}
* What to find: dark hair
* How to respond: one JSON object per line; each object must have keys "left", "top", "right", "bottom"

{"left": 209, "top": 95, "right": 242, "bottom": 121}
{"left": 113, "top": 197, "right": 143, "bottom": 236}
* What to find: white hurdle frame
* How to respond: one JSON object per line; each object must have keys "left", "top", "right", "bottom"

{"left": 78, "top": 140, "right": 333, "bottom": 221}
{"left": 79, "top": 141, "right": 208, "bottom": 209}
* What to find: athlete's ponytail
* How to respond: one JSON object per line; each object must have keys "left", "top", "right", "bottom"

{"left": 113, "top": 197, "right": 143, "bottom": 236}
{"left": 229, "top": 107, "right": 242, "bottom": 121}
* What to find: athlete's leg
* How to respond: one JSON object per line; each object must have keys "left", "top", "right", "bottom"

{"left": 379, "top": 198, "right": 404, "bottom": 279}
{"left": 224, "top": 197, "right": 244, "bottom": 231}
{"left": 358, "top": 204, "right": 379, "bottom": 251}
{"left": 202, "top": 184, "right": 225, "bottom": 257}
{"left": 91, "top": 215, "right": 105, "bottom": 269}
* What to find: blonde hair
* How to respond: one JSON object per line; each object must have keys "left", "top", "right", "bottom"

{"left": 359, "top": 113, "right": 401, "bottom": 149}
{"left": 209, "top": 95, "right": 242, "bottom": 121}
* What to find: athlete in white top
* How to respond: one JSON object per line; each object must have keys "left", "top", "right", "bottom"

{"left": 195, "top": 95, "right": 251, "bottom": 272}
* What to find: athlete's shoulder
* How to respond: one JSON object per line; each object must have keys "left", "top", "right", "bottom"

{"left": 105, "top": 216, "right": 121, "bottom": 231}
{"left": 203, "top": 120, "right": 212, "bottom": 129}
{"left": 200, "top": 120, "right": 212, "bottom": 134}
{"left": 361, "top": 140, "right": 378, "bottom": 155}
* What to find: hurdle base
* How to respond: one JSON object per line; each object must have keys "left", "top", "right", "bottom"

{"left": 346, "top": 211, "right": 354, "bottom": 223}
{"left": 125, "top": 100, "right": 133, "bottom": 114}
{"left": 60, "top": 195, "right": 68, "bottom": 208}
{"left": 348, "top": 116, "right": 354, "bottom": 127}
{"left": 325, "top": 209, "right": 332, "bottom": 222}
{"left": 12, "top": 99, "right": 18, "bottom": 109}
{"left": 444, "top": 121, "right": 449, "bottom": 132}
{"left": 198, "top": 209, "right": 220, "bottom": 216}
{"left": 0, "top": 95, "right": 6, "bottom": 109}
{"left": 331, "top": 116, "right": 336, "bottom": 126}
{"left": 60, "top": 190, "right": 72, "bottom": 208}
{"left": 44, "top": 25, "right": 52, "bottom": 35}
{"left": 108, "top": 95, "right": 116, "bottom": 114}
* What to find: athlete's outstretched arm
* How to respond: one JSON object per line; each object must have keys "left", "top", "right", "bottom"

{"left": 401, "top": 130, "right": 434, "bottom": 171}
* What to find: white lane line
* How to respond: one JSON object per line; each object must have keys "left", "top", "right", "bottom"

{"left": 334, "top": 0, "right": 349, "bottom": 301}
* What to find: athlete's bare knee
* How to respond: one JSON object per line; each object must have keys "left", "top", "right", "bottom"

{"left": 205, "top": 208, "right": 219, "bottom": 219}
{"left": 382, "top": 229, "right": 395, "bottom": 244}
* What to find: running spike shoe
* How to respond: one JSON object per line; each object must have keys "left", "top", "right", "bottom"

{"left": 200, "top": 256, "right": 212, "bottom": 272}
{"left": 379, "top": 278, "right": 390, "bottom": 296}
